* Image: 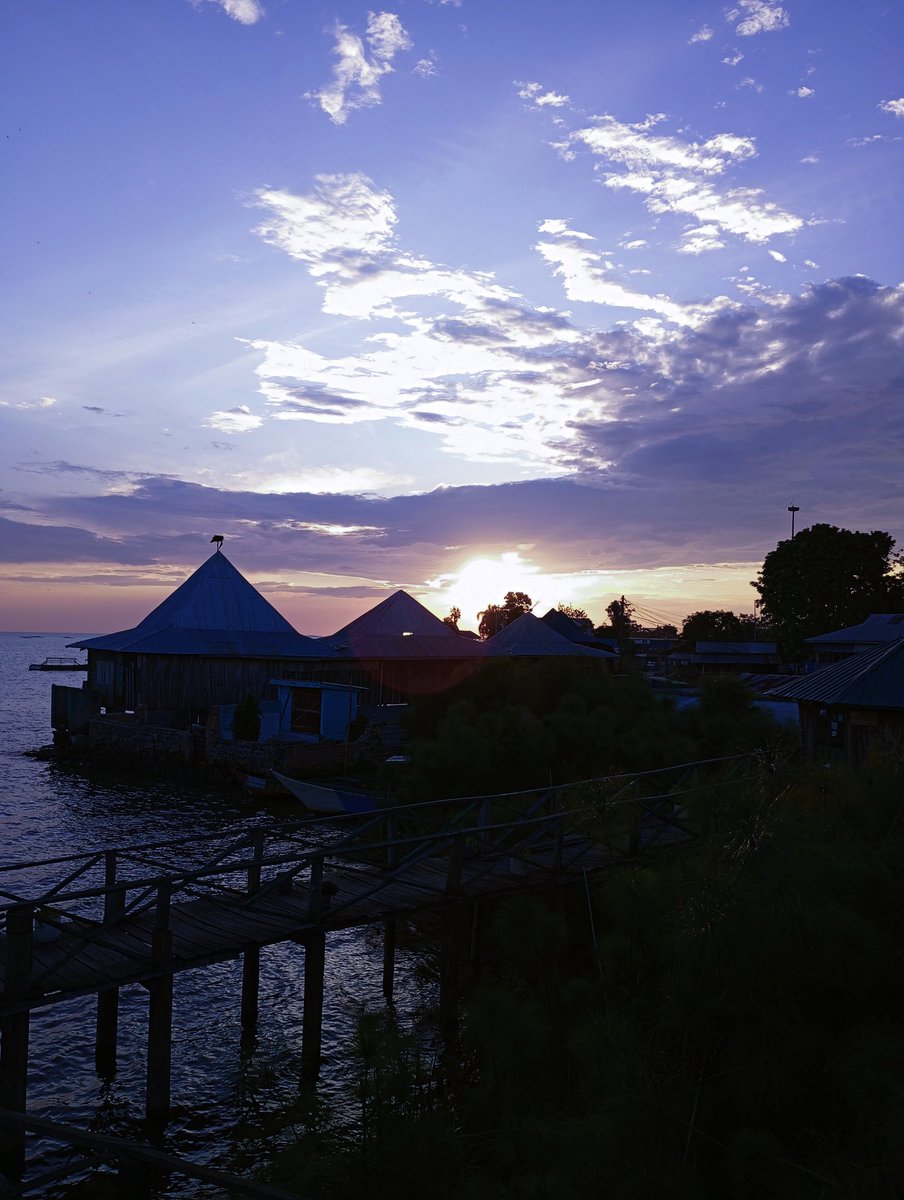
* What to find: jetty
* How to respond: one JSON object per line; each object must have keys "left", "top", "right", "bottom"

{"left": 0, "top": 755, "right": 756, "bottom": 1192}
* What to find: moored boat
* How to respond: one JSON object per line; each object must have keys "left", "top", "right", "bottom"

{"left": 269, "top": 770, "right": 378, "bottom": 815}
{"left": 28, "top": 657, "right": 88, "bottom": 672}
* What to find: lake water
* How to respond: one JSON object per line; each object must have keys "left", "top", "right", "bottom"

{"left": 0, "top": 631, "right": 432, "bottom": 1197}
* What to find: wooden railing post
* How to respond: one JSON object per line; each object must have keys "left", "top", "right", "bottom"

{"left": 146, "top": 879, "right": 173, "bottom": 1125}
{"left": 0, "top": 903, "right": 33, "bottom": 1177}
{"left": 446, "top": 835, "right": 464, "bottom": 894}
{"left": 385, "top": 815, "right": 398, "bottom": 871}
{"left": 478, "top": 799, "right": 490, "bottom": 854}
{"left": 96, "top": 850, "right": 125, "bottom": 1077}
{"left": 308, "top": 856, "right": 324, "bottom": 919}
{"left": 241, "top": 830, "right": 265, "bottom": 1029}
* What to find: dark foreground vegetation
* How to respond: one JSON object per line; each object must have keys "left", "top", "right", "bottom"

{"left": 395, "top": 660, "right": 789, "bottom": 801}
{"left": 264, "top": 751, "right": 904, "bottom": 1199}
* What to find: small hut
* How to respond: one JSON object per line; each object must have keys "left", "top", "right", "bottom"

{"left": 69, "top": 550, "right": 327, "bottom": 727}
{"left": 486, "top": 612, "right": 618, "bottom": 664}
{"left": 768, "top": 638, "right": 904, "bottom": 764}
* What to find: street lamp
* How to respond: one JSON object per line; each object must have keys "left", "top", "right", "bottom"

{"left": 787, "top": 504, "right": 800, "bottom": 538}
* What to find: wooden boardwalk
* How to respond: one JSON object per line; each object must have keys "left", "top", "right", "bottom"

{"left": 0, "top": 755, "right": 758, "bottom": 1186}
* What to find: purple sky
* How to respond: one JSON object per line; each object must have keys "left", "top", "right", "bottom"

{"left": 2, "top": 0, "right": 903, "bottom": 634}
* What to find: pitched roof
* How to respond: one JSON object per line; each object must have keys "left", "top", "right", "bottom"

{"left": 485, "top": 612, "right": 618, "bottom": 658}
{"left": 767, "top": 638, "right": 904, "bottom": 708}
{"left": 540, "top": 608, "right": 616, "bottom": 652}
{"left": 327, "top": 590, "right": 485, "bottom": 659}
{"left": 806, "top": 613, "right": 904, "bottom": 646}
{"left": 69, "top": 552, "right": 325, "bottom": 658}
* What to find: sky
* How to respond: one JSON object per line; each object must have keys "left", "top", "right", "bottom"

{"left": 1, "top": 0, "right": 903, "bottom": 635}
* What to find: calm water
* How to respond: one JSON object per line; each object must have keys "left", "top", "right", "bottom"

{"left": 0, "top": 632, "right": 432, "bottom": 1197}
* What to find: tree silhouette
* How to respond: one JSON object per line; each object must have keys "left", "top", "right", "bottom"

{"left": 752, "top": 523, "right": 904, "bottom": 660}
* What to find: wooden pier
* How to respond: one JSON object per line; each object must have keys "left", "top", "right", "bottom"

{"left": 0, "top": 755, "right": 755, "bottom": 1188}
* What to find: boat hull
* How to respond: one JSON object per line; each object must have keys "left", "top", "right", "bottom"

{"left": 270, "top": 771, "right": 377, "bottom": 815}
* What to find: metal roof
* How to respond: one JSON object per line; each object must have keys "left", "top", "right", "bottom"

{"left": 806, "top": 613, "right": 904, "bottom": 646}
{"left": 327, "top": 590, "right": 485, "bottom": 660}
{"left": 540, "top": 608, "right": 617, "bottom": 652}
{"left": 69, "top": 552, "right": 326, "bottom": 659}
{"left": 486, "top": 612, "right": 618, "bottom": 658}
{"left": 767, "top": 638, "right": 904, "bottom": 708}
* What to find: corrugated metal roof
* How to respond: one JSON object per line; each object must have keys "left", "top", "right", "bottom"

{"left": 327, "top": 590, "right": 485, "bottom": 660}
{"left": 69, "top": 552, "right": 326, "bottom": 659}
{"left": 806, "top": 613, "right": 904, "bottom": 645}
{"left": 767, "top": 638, "right": 904, "bottom": 708}
{"left": 486, "top": 612, "right": 618, "bottom": 658}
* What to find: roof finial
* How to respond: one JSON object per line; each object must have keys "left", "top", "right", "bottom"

{"left": 210, "top": 534, "right": 224, "bottom": 552}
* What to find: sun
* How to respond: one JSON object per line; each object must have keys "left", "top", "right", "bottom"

{"left": 439, "top": 553, "right": 546, "bottom": 629}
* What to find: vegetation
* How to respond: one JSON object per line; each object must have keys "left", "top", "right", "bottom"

{"left": 266, "top": 756, "right": 904, "bottom": 1199}
{"left": 397, "top": 661, "right": 787, "bottom": 802}
{"left": 477, "top": 592, "right": 534, "bottom": 639}
{"left": 753, "top": 523, "right": 904, "bottom": 661}
{"left": 680, "top": 609, "right": 771, "bottom": 646}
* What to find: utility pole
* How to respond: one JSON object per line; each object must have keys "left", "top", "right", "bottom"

{"left": 787, "top": 504, "right": 799, "bottom": 538}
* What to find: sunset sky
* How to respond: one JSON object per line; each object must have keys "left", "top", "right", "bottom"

{"left": 2, "top": 0, "right": 902, "bottom": 634}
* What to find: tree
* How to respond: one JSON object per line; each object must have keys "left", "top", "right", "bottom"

{"left": 477, "top": 591, "right": 533, "bottom": 640}
{"left": 442, "top": 606, "right": 461, "bottom": 630}
{"left": 681, "top": 609, "right": 746, "bottom": 645}
{"left": 556, "top": 603, "right": 593, "bottom": 633}
{"left": 753, "top": 523, "right": 904, "bottom": 661}
{"left": 599, "top": 595, "right": 640, "bottom": 641}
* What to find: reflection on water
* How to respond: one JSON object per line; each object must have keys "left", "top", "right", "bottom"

{"left": 0, "top": 633, "right": 434, "bottom": 1196}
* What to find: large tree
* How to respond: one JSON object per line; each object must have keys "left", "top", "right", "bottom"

{"left": 752, "top": 523, "right": 904, "bottom": 660}
{"left": 681, "top": 609, "right": 767, "bottom": 646}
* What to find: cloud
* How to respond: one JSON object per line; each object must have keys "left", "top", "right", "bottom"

{"left": 738, "top": 77, "right": 763, "bottom": 92}
{"left": 722, "top": 51, "right": 744, "bottom": 66}
{"left": 1, "top": 396, "right": 57, "bottom": 411}
{"left": 767, "top": 249, "right": 787, "bottom": 262}
{"left": 879, "top": 98, "right": 904, "bottom": 118}
{"left": 535, "top": 225, "right": 694, "bottom": 323}
{"left": 689, "top": 25, "right": 713, "bottom": 43}
{"left": 516, "top": 81, "right": 570, "bottom": 107}
{"left": 727, "top": 1, "right": 789, "bottom": 37}
{"left": 203, "top": 405, "right": 263, "bottom": 433}
{"left": 791, "top": 86, "right": 814, "bottom": 98}
{"left": 414, "top": 53, "right": 438, "bottom": 77}
{"left": 191, "top": 0, "right": 264, "bottom": 23}
{"left": 306, "top": 11, "right": 412, "bottom": 124}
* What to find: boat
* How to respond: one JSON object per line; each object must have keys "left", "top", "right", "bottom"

{"left": 28, "top": 657, "right": 88, "bottom": 672}
{"left": 269, "top": 770, "right": 378, "bottom": 815}
{"left": 232, "top": 769, "right": 289, "bottom": 799}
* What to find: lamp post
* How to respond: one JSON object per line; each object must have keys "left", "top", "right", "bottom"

{"left": 787, "top": 504, "right": 799, "bottom": 538}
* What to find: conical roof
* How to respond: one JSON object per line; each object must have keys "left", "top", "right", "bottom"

{"left": 486, "top": 612, "right": 617, "bottom": 658}
{"left": 328, "top": 590, "right": 484, "bottom": 659}
{"left": 69, "top": 551, "right": 325, "bottom": 659}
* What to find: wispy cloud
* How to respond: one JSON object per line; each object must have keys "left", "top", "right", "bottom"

{"left": 1, "top": 396, "right": 57, "bottom": 411}
{"left": 306, "top": 11, "right": 412, "bottom": 124}
{"left": 203, "top": 405, "right": 263, "bottom": 433}
{"left": 516, "top": 81, "right": 570, "bottom": 107}
{"left": 557, "top": 113, "right": 803, "bottom": 247}
{"left": 879, "top": 98, "right": 904, "bottom": 118}
{"left": 791, "top": 86, "right": 814, "bottom": 98}
{"left": 191, "top": 0, "right": 264, "bottom": 24}
{"left": 689, "top": 25, "right": 713, "bottom": 44}
{"left": 727, "top": 1, "right": 789, "bottom": 37}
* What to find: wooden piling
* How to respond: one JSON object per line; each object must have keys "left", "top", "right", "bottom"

{"left": 145, "top": 880, "right": 174, "bottom": 1125}
{"left": 96, "top": 851, "right": 125, "bottom": 1077}
{"left": 382, "top": 919, "right": 397, "bottom": 1000}
{"left": 241, "top": 830, "right": 265, "bottom": 1029}
{"left": 300, "top": 932, "right": 326, "bottom": 1086}
{"left": 0, "top": 903, "right": 33, "bottom": 1177}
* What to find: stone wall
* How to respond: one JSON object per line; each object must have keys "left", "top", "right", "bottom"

{"left": 89, "top": 714, "right": 193, "bottom": 768}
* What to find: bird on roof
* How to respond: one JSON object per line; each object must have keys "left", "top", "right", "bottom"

{"left": 210, "top": 534, "right": 224, "bottom": 551}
